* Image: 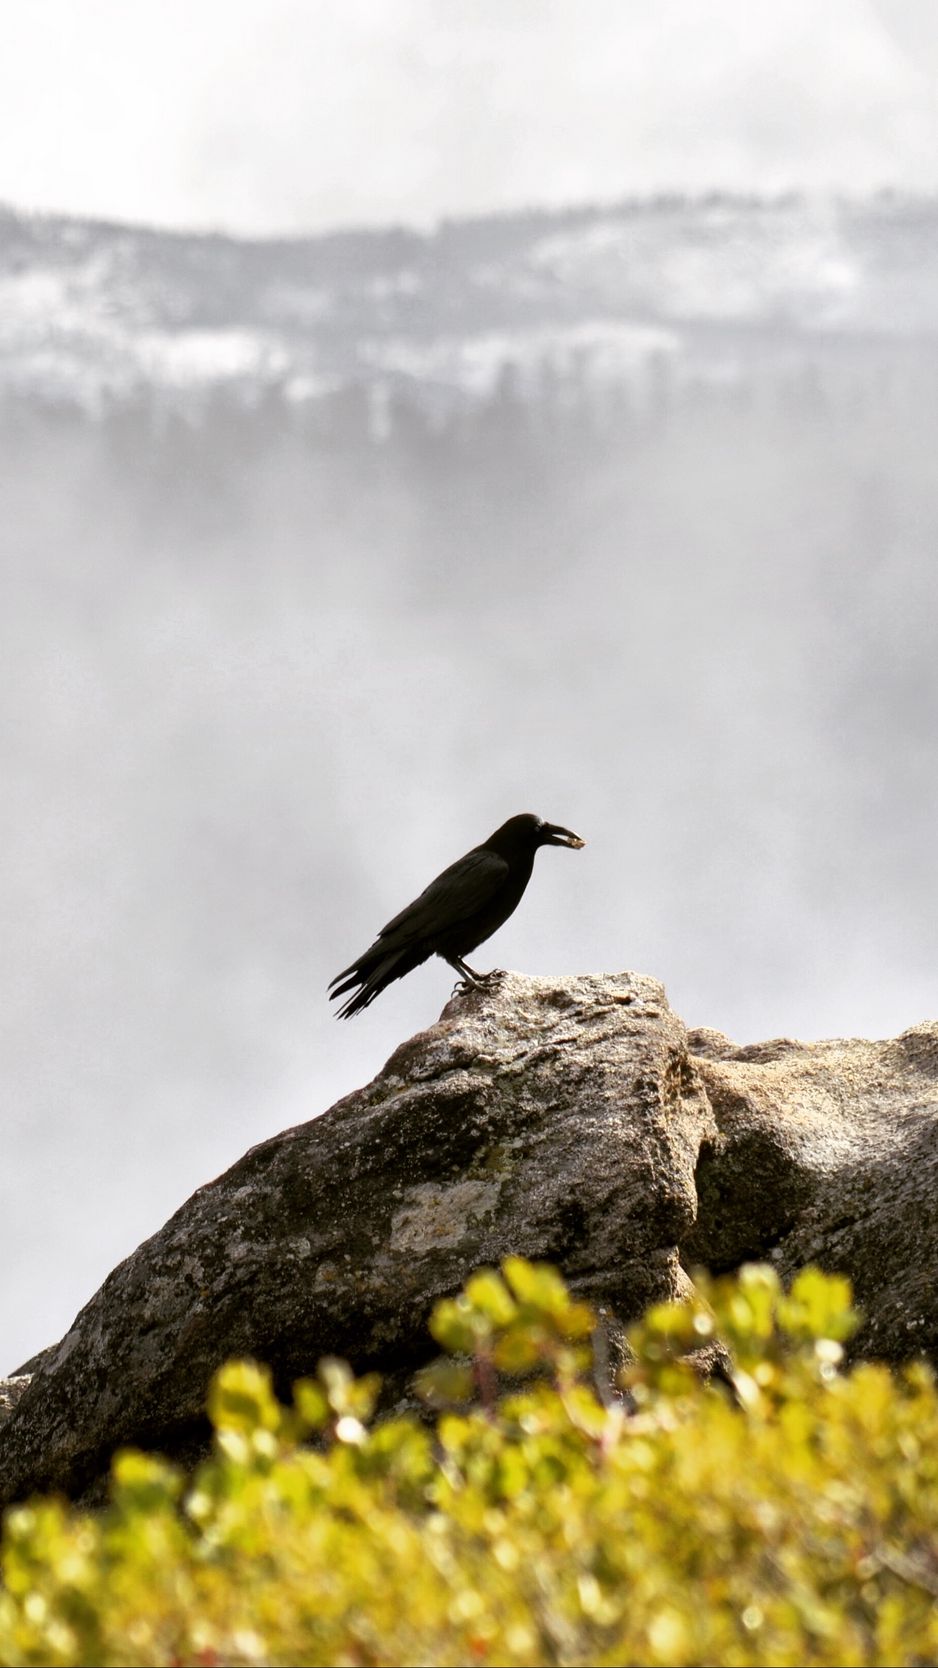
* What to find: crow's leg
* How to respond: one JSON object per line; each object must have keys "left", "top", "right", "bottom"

{"left": 443, "top": 955, "right": 504, "bottom": 993}
{"left": 443, "top": 954, "right": 484, "bottom": 990}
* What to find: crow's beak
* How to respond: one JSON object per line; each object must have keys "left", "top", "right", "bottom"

{"left": 542, "top": 823, "right": 586, "bottom": 849}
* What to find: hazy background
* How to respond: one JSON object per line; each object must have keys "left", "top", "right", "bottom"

{"left": 4, "top": 1, "right": 938, "bottom": 230}
{"left": 2, "top": 2, "right": 938, "bottom": 1369}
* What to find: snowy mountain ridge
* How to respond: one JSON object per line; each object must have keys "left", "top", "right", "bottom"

{"left": 1, "top": 193, "right": 936, "bottom": 418}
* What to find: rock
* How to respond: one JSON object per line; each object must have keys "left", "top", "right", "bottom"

{"left": 2, "top": 975, "right": 936, "bottom": 1507}
{"left": 0, "top": 1379, "right": 31, "bottom": 1423}
{"left": 685, "top": 1024, "right": 938, "bottom": 1363}
{"left": 0, "top": 971, "right": 712, "bottom": 1505}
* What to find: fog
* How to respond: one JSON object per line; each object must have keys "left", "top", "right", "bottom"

{"left": 6, "top": 1, "right": 938, "bottom": 230}
{"left": 3, "top": 202, "right": 938, "bottom": 1369}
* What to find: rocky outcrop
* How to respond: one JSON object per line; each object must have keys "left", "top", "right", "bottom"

{"left": 0, "top": 973, "right": 710, "bottom": 1503}
{"left": 686, "top": 1025, "right": 938, "bottom": 1363}
{"left": 1, "top": 972, "right": 937, "bottom": 1505}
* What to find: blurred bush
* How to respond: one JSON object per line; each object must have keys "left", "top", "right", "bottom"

{"left": 2, "top": 1257, "right": 937, "bottom": 1667}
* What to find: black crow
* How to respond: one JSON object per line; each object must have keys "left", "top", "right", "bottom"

{"left": 329, "top": 812, "right": 585, "bottom": 1018}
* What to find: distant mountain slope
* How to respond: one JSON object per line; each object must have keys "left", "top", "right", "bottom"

{"left": 1, "top": 193, "right": 937, "bottom": 417}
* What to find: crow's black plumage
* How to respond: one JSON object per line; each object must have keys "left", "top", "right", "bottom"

{"left": 329, "top": 812, "right": 585, "bottom": 1018}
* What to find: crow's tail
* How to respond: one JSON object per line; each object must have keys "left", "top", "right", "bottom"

{"left": 328, "top": 940, "right": 427, "bottom": 1019}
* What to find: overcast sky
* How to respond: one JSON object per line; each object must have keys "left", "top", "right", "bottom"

{"left": 1, "top": 0, "right": 937, "bottom": 235}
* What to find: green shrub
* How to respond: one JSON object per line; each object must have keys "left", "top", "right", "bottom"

{"left": 2, "top": 1259, "right": 938, "bottom": 1666}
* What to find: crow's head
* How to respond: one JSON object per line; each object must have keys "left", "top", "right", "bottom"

{"left": 486, "top": 812, "right": 586, "bottom": 853}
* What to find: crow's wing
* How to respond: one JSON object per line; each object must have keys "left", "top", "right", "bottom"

{"left": 377, "top": 847, "right": 509, "bottom": 947}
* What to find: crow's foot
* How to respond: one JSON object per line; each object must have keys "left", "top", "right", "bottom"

{"left": 451, "top": 968, "right": 506, "bottom": 997}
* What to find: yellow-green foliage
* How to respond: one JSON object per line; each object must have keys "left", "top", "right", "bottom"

{"left": 2, "top": 1260, "right": 938, "bottom": 1666}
